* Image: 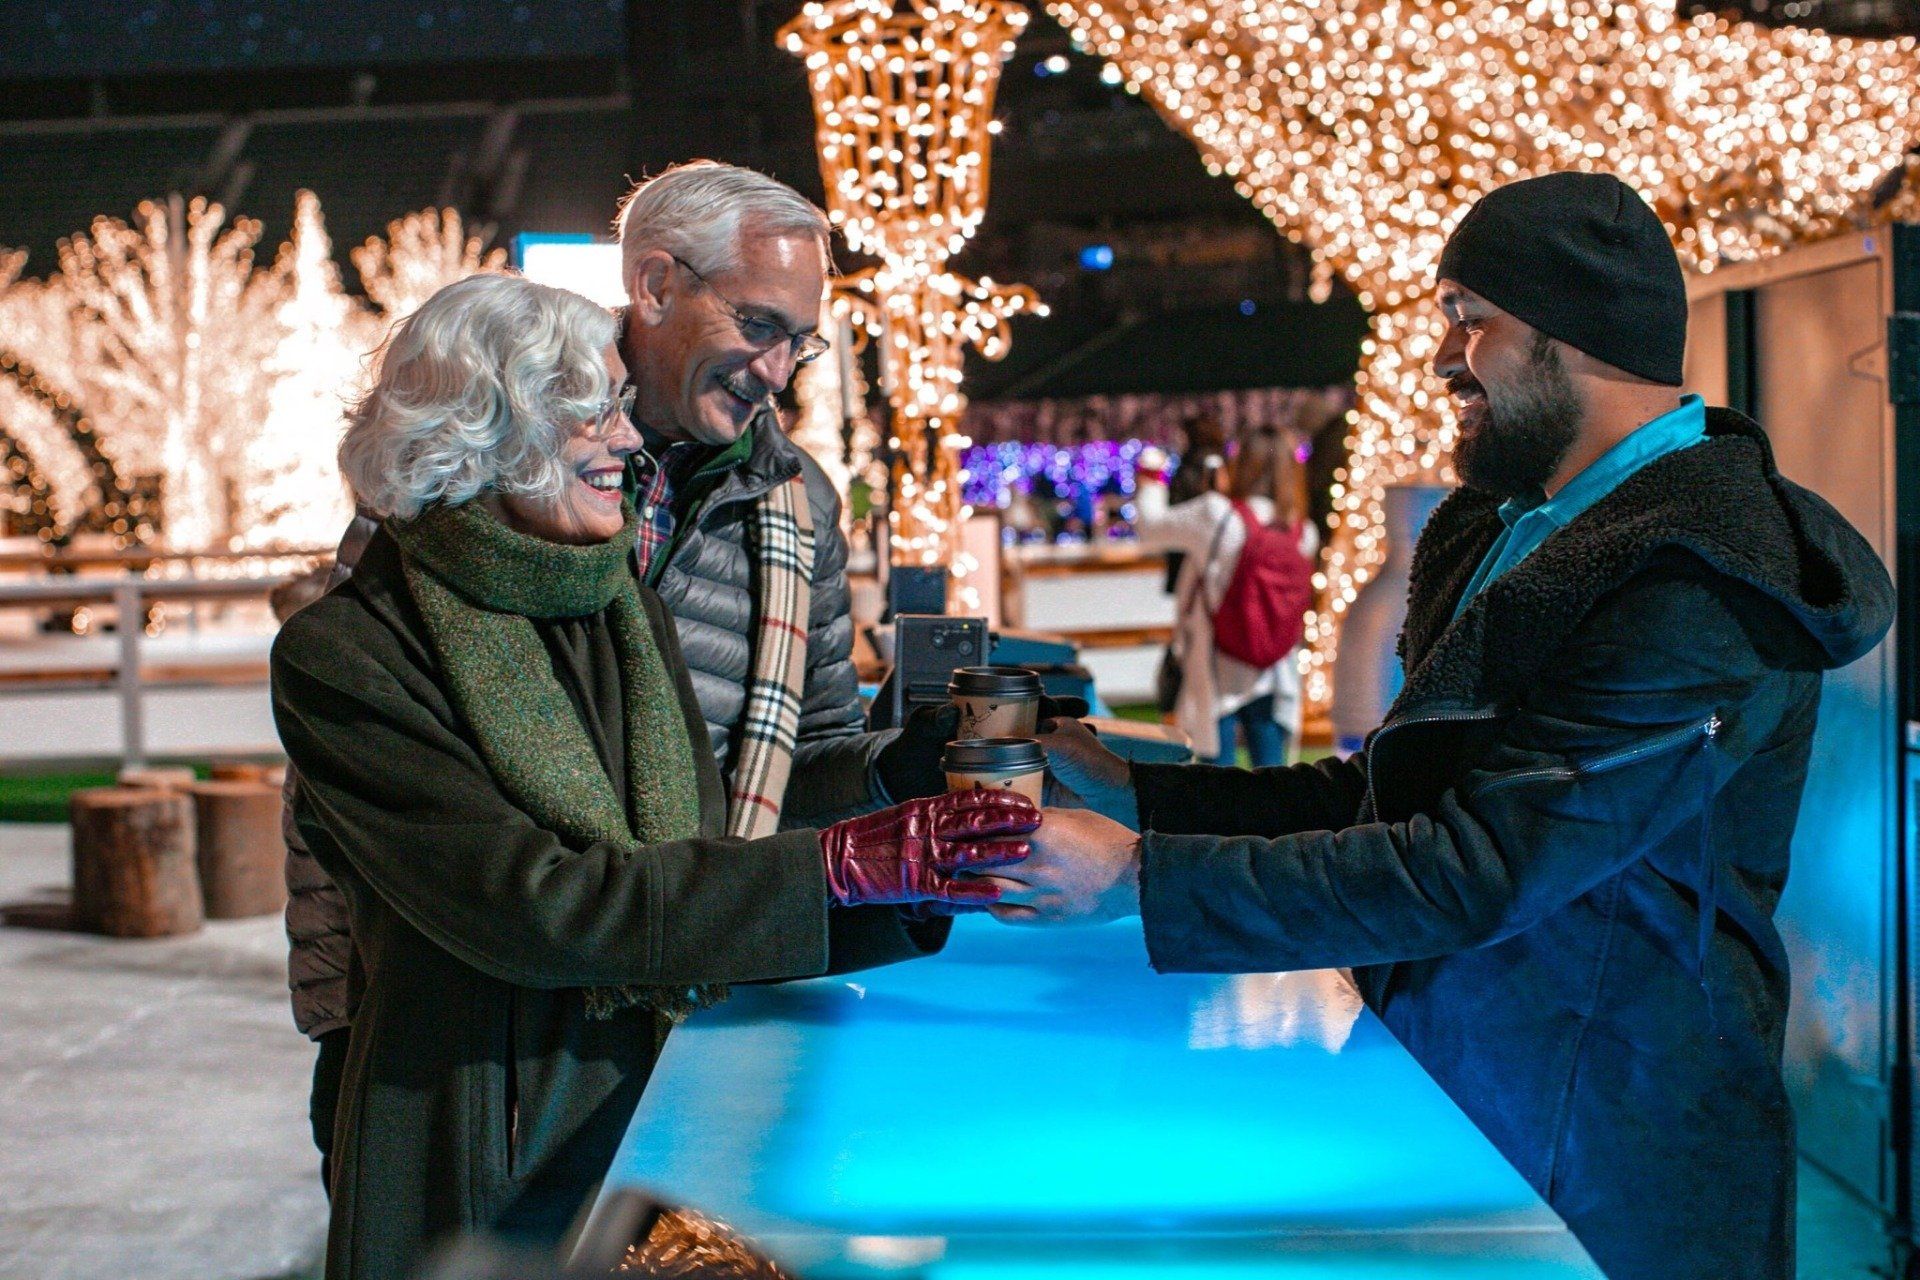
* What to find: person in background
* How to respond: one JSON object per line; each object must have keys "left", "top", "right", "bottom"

{"left": 1135, "top": 427, "right": 1317, "bottom": 766}
{"left": 274, "top": 273, "right": 1036, "bottom": 1280}
{"left": 1158, "top": 411, "right": 1229, "bottom": 594}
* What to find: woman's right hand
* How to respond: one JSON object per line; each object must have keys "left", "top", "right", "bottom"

{"left": 820, "top": 789, "right": 1039, "bottom": 908}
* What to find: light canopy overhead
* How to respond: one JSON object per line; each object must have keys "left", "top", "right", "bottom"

{"left": 1044, "top": 0, "right": 1920, "bottom": 704}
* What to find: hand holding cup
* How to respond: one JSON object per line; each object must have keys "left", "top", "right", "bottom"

{"left": 1035, "top": 716, "right": 1139, "bottom": 829}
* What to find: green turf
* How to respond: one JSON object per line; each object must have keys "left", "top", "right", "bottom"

{"left": 0, "top": 764, "right": 213, "bottom": 824}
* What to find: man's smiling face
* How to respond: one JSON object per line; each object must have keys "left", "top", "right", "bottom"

{"left": 1432, "top": 280, "right": 1586, "bottom": 498}
{"left": 627, "top": 230, "right": 827, "bottom": 447}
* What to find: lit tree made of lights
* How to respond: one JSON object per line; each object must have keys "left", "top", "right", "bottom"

{"left": 1045, "top": 0, "right": 1920, "bottom": 707}
{"left": 55, "top": 195, "right": 285, "bottom": 551}
{"left": 352, "top": 206, "right": 509, "bottom": 324}
{"left": 781, "top": 0, "right": 1047, "bottom": 605}
{"left": 0, "top": 349, "right": 146, "bottom": 547}
{"left": 244, "top": 190, "right": 374, "bottom": 549}
{"left": 0, "top": 249, "right": 141, "bottom": 543}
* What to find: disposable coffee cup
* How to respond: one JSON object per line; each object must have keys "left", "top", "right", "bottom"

{"left": 942, "top": 737, "right": 1047, "bottom": 804}
{"left": 948, "top": 665, "right": 1043, "bottom": 740}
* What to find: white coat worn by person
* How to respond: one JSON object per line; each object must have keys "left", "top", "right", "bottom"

{"left": 1135, "top": 429, "right": 1318, "bottom": 764}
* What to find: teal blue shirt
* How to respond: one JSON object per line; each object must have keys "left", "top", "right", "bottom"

{"left": 1451, "top": 395, "right": 1706, "bottom": 619}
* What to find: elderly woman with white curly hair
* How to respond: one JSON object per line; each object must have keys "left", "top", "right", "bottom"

{"left": 271, "top": 272, "right": 1037, "bottom": 1280}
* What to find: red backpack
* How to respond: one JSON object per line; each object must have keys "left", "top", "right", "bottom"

{"left": 1209, "top": 500, "right": 1313, "bottom": 667}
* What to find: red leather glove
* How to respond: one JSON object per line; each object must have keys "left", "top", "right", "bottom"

{"left": 820, "top": 789, "right": 1039, "bottom": 908}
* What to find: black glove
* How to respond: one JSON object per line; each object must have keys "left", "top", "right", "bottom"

{"left": 874, "top": 703, "right": 961, "bottom": 803}
{"left": 1037, "top": 693, "right": 1090, "bottom": 724}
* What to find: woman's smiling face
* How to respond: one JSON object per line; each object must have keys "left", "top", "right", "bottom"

{"left": 496, "top": 344, "right": 640, "bottom": 546}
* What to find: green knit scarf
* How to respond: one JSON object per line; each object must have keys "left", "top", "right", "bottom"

{"left": 387, "top": 497, "right": 720, "bottom": 1021}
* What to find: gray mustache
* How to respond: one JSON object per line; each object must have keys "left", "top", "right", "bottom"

{"left": 722, "top": 372, "right": 772, "bottom": 406}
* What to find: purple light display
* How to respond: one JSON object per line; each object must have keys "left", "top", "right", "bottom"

{"left": 963, "top": 439, "right": 1169, "bottom": 542}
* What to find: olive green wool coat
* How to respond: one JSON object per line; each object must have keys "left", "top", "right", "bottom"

{"left": 271, "top": 530, "right": 946, "bottom": 1280}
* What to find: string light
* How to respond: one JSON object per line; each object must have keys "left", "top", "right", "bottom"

{"left": 0, "top": 421, "right": 57, "bottom": 543}
{"left": 1046, "top": 0, "right": 1920, "bottom": 709}
{"left": 349, "top": 206, "right": 509, "bottom": 321}
{"left": 0, "top": 251, "right": 100, "bottom": 534}
{"left": 0, "top": 348, "right": 149, "bottom": 546}
{"left": 781, "top": 0, "right": 1047, "bottom": 608}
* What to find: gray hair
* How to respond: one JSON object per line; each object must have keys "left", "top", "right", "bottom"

{"left": 339, "top": 273, "right": 616, "bottom": 519}
{"left": 615, "top": 159, "right": 831, "bottom": 284}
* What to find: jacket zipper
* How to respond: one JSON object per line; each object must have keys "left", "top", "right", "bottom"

{"left": 1366, "top": 707, "right": 1506, "bottom": 820}
{"left": 504, "top": 989, "right": 519, "bottom": 1177}
{"left": 1469, "top": 713, "right": 1721, "bottom": 800}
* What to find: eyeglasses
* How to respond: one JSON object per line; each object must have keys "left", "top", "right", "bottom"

{"left": 672, "top": 255, "right": 831, "bottom": 366}
{"left": 586, "top": 384, "right": 637, "bottom": 439}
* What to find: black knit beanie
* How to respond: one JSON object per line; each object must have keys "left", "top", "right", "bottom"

{"left": 1436, "top": 172, "right": 1688, "bottom": 386}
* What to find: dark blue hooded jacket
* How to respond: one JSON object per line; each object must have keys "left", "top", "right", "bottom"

{"left": 1133, "top": 409, "right": 1894, "bottom": 1280}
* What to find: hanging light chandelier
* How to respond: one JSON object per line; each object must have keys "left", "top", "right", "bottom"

{"left": 781, "top": 0, "right": 1047, "bottom": 607}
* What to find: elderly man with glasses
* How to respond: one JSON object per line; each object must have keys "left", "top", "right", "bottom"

{"left": 283, "top": 161, "right": 968, "bottom": 1194}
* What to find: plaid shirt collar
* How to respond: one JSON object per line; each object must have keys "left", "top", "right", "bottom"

{"left": 627, "top": 424, "right": 758, "bottom": 580}
{"left": 629, "top": 445, "right": 675, "bottom": 583}
{"left": 628, "top": 438, "right": 706, "bottom": 582}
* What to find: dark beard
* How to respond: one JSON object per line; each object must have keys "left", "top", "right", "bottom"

{"left": 1451, "top": 333, "right": 1584, "bottom": 499}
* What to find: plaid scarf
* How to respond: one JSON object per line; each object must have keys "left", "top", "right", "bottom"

{"left": 726, "top": 474, "right": 815, "bottom": 839}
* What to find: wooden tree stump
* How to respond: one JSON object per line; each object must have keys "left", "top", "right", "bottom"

{"left": 116, "top": 766, "right": 198, "bottom": 792}
{"left": 70, "top": 788, "right": 202, "bottom": 937}
{"left": 209, "top": 761, "right": 271, "bottom": 784}
{"left": 187, "top": 780, "right": 288, "bottom": 919}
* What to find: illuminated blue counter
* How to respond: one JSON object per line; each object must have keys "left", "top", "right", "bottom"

{"left": 603, "top": 917, "right": 1603, "bottom": 1278}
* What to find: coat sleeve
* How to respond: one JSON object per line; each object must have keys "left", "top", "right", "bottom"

{"left": 1135, "top": 487, "right": 1232, "bottom": 554}
{"left": 282, "top": 765, "right": 355, "bottom": 1038}
{"left": 1140, "top": 564, "right": 1783, "bottom": 974}
{"left": 271, "top": 605, "right": 835, "bottom": 993}
{"left": 822, "top": 905, "right": 952, "bottom": 974}
{"left": 1133, "top": 751, "right": 1371, "bottom": 839}
{"left": 785, "top": 461, "right": 893, "bottom": 824}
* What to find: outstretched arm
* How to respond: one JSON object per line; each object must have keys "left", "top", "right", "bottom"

{"left": 1003, "top": 565, "right": 1788, "bottom": 974}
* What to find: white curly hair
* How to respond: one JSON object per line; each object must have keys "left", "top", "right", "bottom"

{"left": 339, "top": 273, "right": 617, "bottom": 520}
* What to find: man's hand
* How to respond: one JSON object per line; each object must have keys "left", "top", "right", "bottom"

{"left": 985, "top": 807, "right": 1142, "bottom": 926}
{"left": 1036, "top": 716, "right": 1139, "bottom": 828}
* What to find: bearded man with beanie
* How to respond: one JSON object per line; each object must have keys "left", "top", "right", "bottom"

{"left": 1019, "top": 171, "right": 1894, "bottom": 1279}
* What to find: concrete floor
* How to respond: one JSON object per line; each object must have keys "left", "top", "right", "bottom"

{"left": 0, "top": 822, "right": 1899, "bottom": 1280}
{"left": 0, "top": 823, "right": 326, "bottom": 1280}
